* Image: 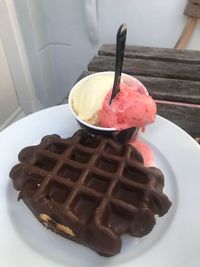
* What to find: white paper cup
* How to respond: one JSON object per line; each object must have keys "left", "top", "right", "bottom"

{"left": 68, "top": 71, "right": 147, "bottom": 143}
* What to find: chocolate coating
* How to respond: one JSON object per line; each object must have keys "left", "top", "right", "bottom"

{"left": 10, "top": 130, "right": 171, "bottom": 256}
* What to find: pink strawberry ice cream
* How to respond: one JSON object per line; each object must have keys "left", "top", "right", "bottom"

{"left": 130, "top": 138, "right": 155, "bottom": 167}
{"left": 100, "top": 82, "right": 157, "bottom": 130}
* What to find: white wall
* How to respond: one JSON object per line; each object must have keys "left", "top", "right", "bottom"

{"left": 14, "top": 0, "right": 200, "bottom": 109}
{"left": 14, "top": 0, "right": 98, "bottom": 108}
{"left": 0, "top": 38, "right": 24, "bottom": 129}
{"left": 0, "top": 0, "right": 40, "bottom": 116}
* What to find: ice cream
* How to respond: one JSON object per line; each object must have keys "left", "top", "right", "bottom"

{"left": 71, "top": 73, "right": 156, "bottom": 130}
{"left": 130, "top": 138, "right": 155, "bottom": 167}
{"left": 72, "top": 75, "right": 114, "bottom": 125}
{"left": 100, "top": 82, "right": 157, "bottom": 130}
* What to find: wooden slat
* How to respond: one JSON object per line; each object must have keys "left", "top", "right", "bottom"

{"left": 157, "top": 103, "right": 200, "bottom": 138}
{"left": 136, "top": 76, "right": 200, "bottom": 104}
{"left": 78, "top": 71, "right": 200, "bottom": 104}
{"left": 99, "top": 44, "right": 200, "bottom": 64}
{"left": 185, "top": 2, "right": 200, "bottom": 18}
{"left": 175, "top": 17, "right": 198, "bottom": 49}
{"left": 88, "top": 55, "right": 200, "bottom": 81}
{"left": 189, "top": 0, "right": 200, "bottom": 4}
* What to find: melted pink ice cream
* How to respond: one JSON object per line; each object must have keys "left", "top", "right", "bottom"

{"left": 130, "top": 139, "right": 155, "bottom": 167}
{"left": 100, "top": 82, "right": 157, "bottom": 130}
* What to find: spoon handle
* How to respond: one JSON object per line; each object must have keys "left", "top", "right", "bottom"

{"left": 110, "top": 23, "right": 127, "bottom": 104}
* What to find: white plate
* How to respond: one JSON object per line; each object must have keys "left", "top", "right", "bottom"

{"left": 0, "top": 104, "right": 200, "bottom": 267}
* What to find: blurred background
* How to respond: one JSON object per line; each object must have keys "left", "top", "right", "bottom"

{"left": 0, "top": 0, "right": 200, "bottom": 130}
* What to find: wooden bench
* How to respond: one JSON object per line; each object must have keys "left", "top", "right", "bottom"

{"left": 79, "top": 45, "right": 200, "bottom": 140}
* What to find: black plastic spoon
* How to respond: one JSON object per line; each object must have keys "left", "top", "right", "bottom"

{"left": 110, "top": 23, "right": 127, "bottom": 104}
{"left": 110, "top": 24, "right": 138, "bottom": 143}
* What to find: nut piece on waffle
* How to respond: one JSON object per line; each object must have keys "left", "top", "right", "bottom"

{"left": 10, "top": 130, "right": 171, "bottom": 256}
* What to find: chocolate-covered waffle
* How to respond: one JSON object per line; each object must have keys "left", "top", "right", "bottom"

{"left": 10, "top": 130, "right": 171, "bottom": 256}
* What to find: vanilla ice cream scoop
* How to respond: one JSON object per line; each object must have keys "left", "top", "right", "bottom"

{"left": 72, "top": 75, "right": 114, "bottom": 124}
